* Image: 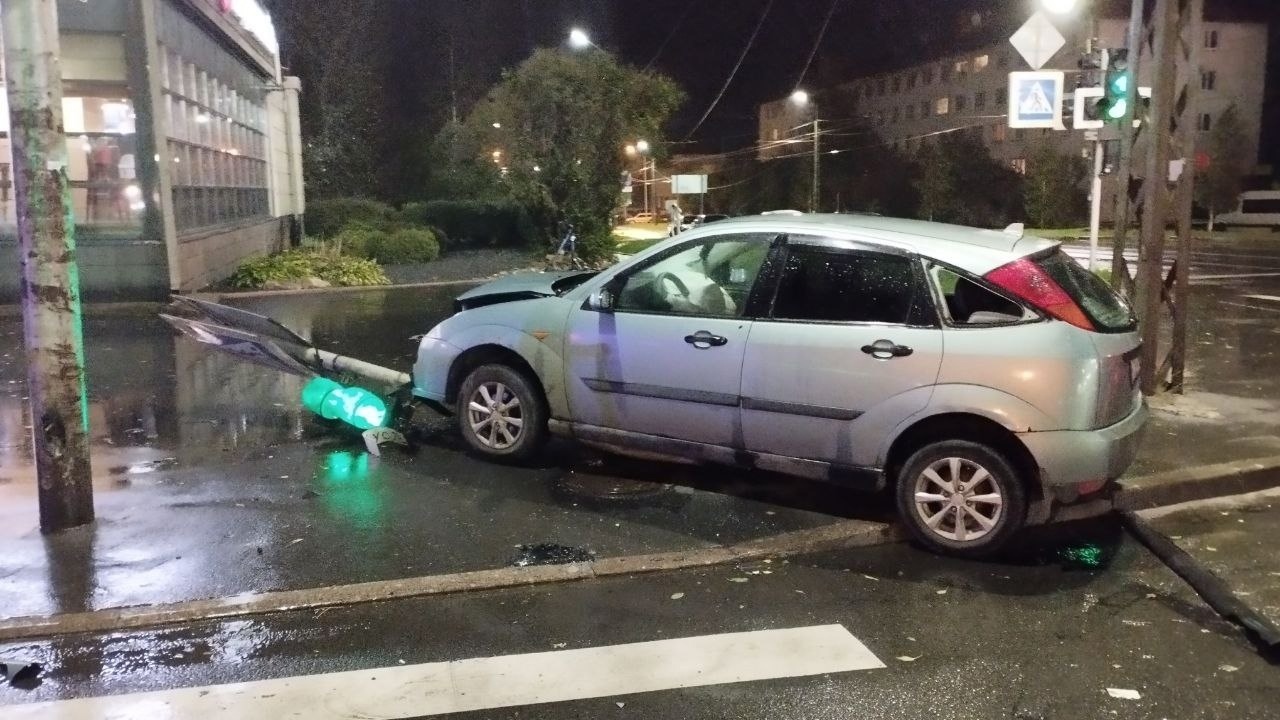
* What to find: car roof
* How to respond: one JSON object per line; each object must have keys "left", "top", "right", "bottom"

{"left": 679, "top": 213, "right": 1058, "bottom": 274}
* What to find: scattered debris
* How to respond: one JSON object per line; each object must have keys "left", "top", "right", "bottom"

{"left": 670, "top": 593, "right": 685, "bottom": 600}
{"left": 552, "top": 643, "right": 567, "bottom": 649}
{"left": 509, "top": 543, "right": 595, "bottom": 567}
{"left": 862, "top": 575, "right": 879, "bottom": 581}
{"left": 895, "top": 655, "right": 921, "bottom": 662}
{"left": 936, "top": 589, "right": 948, "bottom": 595}
{"left": 1106, "top": 688, "right": 1141, "bottom": 700}
{"left": 616, "top": 702, "right": 626, "bottom": 708}
{"left": 1219, "top": 664, "right": 1238, "bottom": 673}
{"left": 728, "top": 577, "right": 749, "bottom": 583}
{"left": 288, "top": 538, "right": 303, "bottom": 545}
{"left": 1121, "top": 620, "right": 1151, "bottom": 627}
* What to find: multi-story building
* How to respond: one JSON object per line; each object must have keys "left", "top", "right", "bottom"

{"left": 0, "top": 0, "right": 304, "bottom": 301}
{"left": 758, "top": 10, "right": 1268, "bottom": 216}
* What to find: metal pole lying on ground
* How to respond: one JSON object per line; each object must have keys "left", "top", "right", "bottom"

{"left": 2, "top": 0, "right": 95, "bottom": 532}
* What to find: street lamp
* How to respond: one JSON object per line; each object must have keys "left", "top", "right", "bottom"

{"left": 628, "top": 140, "right": 654, "bottom": 217}
{"left": 625, "top": 144, "right": 637, "bottom": 157}
{"left": 790, "top": 90, "right": 820, "bottom": 213}
{"left": 568, "top": 28, "right": 592, "bottom": 49}
{"left": 1040, "top": 0, "right": 1078, "bottom": 14}
{"left": 635, "top": 139, "right": 650, "bottom": 154}
{"left": 790, "top": 89, "right": 810, "bottom": 106}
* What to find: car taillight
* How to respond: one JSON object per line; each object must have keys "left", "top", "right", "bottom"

{"left": 984, "top": 258, "right": 1095, "bottom": 331}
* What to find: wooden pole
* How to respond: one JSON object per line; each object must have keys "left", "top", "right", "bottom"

{"left": 2, "top": 0, "right": 95, "bottom": 531}
{"left": 1109, "top": 0, "right": 1147, "bottom": 294}
{"left": 1167, "top": 0, "right": 1204, "bottom": 393}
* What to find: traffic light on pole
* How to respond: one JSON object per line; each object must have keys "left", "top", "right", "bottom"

{"left": 301, "top": 377, "right": 389, "bottom": 431}
{"left": 1099, "top": 49, "right": 1131, "bottom": 122}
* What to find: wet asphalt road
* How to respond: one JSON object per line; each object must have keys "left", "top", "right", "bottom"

{"left": 1, "top": 518, "right": 1277, "bottom": 718}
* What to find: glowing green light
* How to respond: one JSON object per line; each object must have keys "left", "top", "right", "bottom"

{"left": 301, "top": 377, "right": 389, "bottom": 431}
{"left": 1106, "top": 98, "right": 1128, "bottom": 120}
{"left": 1060, "top": 543, "right": 1106, "bottom": 568}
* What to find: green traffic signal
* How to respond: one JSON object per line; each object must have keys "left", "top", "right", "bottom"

{"left": 301, "top": 376, "right": 389, "bottom": 431}
{"left": 1106, "top": 97, "right": 1128, "bottom": 120}
{"left": 1101, "top": 48, "right": 1131, "bottom": 123}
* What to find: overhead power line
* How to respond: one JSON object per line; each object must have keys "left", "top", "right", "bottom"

{"left": 683, "top": 0, "right": 775, "bottom": 140}
{"left": 644, "top": 0, "right": 700, "bottom": 71}
{"left": 793, "top": 0, "right": 841, "bottom": 92}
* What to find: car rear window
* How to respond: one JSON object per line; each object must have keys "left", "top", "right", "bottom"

{"left": 1035, "top": 250, "right": 1137, "bottom": 332}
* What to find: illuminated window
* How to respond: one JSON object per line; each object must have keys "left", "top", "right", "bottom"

{"left": 935, "top": 97, "right": 950, "bottom": 115}
{"left": 1011, "top": 158, "right": 1027, "bottom": 174}
{"left": 974, "top": 54, "right": 990, "bottom": 71}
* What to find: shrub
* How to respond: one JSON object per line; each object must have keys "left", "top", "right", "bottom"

{"left": 228, "top": 250, "right": 389, "bottom": 289}
{"left": 306, "top": 198, "right": 397, "bottom": 238}
{"left": 367, "top": 228, "right": 441, "bottom": 264}
{"left": 400, "top": 199, "right": 536, "bottom": 249}
{"left": 333, "top": 222, "right": 389, "bottom": 258}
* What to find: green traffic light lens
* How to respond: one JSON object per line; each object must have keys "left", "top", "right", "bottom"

{"left": 1111, "top": 75, "right": 1129, "bottom": 94}
{"left": 301, "top": 377, "right": 389, "bottom": 431}
{"left": 1106, "top": 98, "right": 1128, "bottom": 120}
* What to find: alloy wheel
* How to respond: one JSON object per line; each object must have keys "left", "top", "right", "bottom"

{"left": 466, "top": 381, "right": 524, "bottom": 450}
{"left": 912, "top": 457, "right": 1004, "bottom": 543}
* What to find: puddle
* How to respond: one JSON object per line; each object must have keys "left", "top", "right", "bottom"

{"left": 509, "top": 543, "right": 595, "bottom": 567}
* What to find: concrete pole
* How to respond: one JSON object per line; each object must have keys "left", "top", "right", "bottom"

{"left": 1167, "top": 0, "right": 1204, "bottom": 393}
{"left": 1109, "top": 0, "right": 1146, "bottom": 293}
{"left": 810, "top": 118, "right": 820, "bottom": 213}
{"left": 1088, "top": 139, "right": 1104, "bottom": 272}
{"left": 2, "top": 0, "right": 95, "bottom": 531}
{"left": 1137, "top": 0, "right": 1177, "bottom": 396}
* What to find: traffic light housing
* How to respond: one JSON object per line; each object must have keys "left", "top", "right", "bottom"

{"left": 301, "top": 377, "right": 389, "bottom": 431}
{"left": 1099, "top": 49, "right": 1131, "bottom": 122}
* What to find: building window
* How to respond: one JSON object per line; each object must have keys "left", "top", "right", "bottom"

{"left": 906, "top": 72, "right": 917, "bottom": 90}
{"left": 921, "top": 100, "right": 931, "bottom": 117}
{"left": 1201, "top": 70, "right": 1216, "bottom": 90}
{"left": 996, "top": 87, "right": 1008, "bottom": 107}
{"left": 935, "top": 97, "right": 950, "bottom": 115}
{"left": 974, "top": 54, "right": 989, "bottom": 71}
{"left": 1204, "top": 29, "right": 1218, "bottom": 48}
{"left": 974, "top": 91, "right": 987, "bottom": 111}
{"left": 1011, "top": 158, "right": 1027, "bottom": 174}
{"left": 906, "top": 104, "right": 916, "bottom": 120}
{"left": 954, "top": 60, "right": 970, "bottom": 77}
{"left": 954, "top": 94, "right": 967, "bottom": 112}
{"left": 1200, "top": 113, "right": 1212, "bottom": 131}
{"left": 891, "top": 75, "right": 901, "bottom": 94}
{"left": 993, "top": 123, "right": 1006, "bottom": 142}
{"left": 892, "top": 106, "right": 901, "bottom": 122}
{"left": 997, "top": 53, "right": 1009, "bottom": 69}
{"left": 941, "top": 63, "right": 953, "bottom": 83}
{"left": 877, "top": 78, "right": 887, "bottom": 95}
{"left": 771, "top": 128, "right": 780, "bottom": 141}
{"left": 923, "top": 67, "right": 935, "bottom": 85}
{"left": 159, "top": 37, "right": 269, "bottom": 233}
{"left": 877, "top": 111, "right": 886, "bottom": 126}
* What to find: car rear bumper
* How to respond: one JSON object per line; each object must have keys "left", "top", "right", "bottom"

{"left": 1018, "top": 400, "right": 1149, "bottom": 488}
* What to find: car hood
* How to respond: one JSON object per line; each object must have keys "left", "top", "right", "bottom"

{"left": 454, "top": 271, "right": 590, "bottom": 311}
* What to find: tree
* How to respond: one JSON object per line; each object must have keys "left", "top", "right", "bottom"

{"left": 461, "top": 49, "right": 683, "bottom": 261}
{"left": 1196, "top": 104, "right": 1250, "bottom": 231}
{"left": 915, "top": 132, "right": 1023, "bottom": 227}
{"left": 1024, "top": 142, "right": 1089, "bottom": 228}
{"left": 265, "top": 0, "right": 388, "bottom": 200}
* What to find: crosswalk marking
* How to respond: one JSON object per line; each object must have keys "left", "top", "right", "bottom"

{"left": 1242, "top": 294, "right": 1280, "bottom": 303}
{"left": 0, "top": 625, "right": 883, "bottom": 719}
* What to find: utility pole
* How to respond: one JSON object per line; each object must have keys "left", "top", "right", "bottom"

{"left": 810, "top": 118, "right": 821, "bottom": 213}
{"left": 2, "top": 0, "right": 95, "bottom": 531}
{"left": 1088, "top": 137, "right": 1104, "bottom": 271}
{"left": 1109, "top": 0, "right": 1146, "bottom": 292}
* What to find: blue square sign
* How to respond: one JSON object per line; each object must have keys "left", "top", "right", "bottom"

{"left": 1009, "top": 71, "right": 1065, "bottom": 129}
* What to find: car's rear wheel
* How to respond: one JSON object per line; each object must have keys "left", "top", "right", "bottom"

{"left": 895, "top": 440, "right": 1027, "bottom": 557}
{"left": 456, "top": 364, "right": 547, "bottom": 462}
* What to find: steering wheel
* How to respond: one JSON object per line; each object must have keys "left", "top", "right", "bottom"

{"left": 657, "top": 272, "right": 691, "bottom": 300}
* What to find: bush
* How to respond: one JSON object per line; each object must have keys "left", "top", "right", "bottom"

{"left": 400, "top": 199, "right": 536, "bottom": 249}
{"left": 306, "top": 198, "right": 397, "bottom": 238}
{"left": 367, "top": 228, "right": 441, "bottom": 264}
{"left": 228, "top": 250, "right": 389, "bottom": 289}
{"left": 333, "top": 222, "right": 389, "bottom": 258}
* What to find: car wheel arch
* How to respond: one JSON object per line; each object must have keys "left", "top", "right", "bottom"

{"left": 446, "top": 344, "right": 546, "bottom": 409}
{"left": 883, "top": 412, "right": 1043, "bottom": 502}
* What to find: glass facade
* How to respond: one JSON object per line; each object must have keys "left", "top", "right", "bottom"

{"left": 0, "top": 34, "right": 142, "bottom": 229}
{"left": 157, "top": 1, "right": 270, "bottom": 234}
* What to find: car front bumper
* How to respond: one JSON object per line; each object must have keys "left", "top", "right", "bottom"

{"left": 1018, "top": 399, "right": 1150, "bottom": 488}
{"left": 411, "top": 336, "right": 462, "bottom": 405}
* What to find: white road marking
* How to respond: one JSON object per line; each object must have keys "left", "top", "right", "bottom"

{"left": 1192, "top": 272, "right": 1280, "bottom": 281}
{"left": 0, "top": 625, "right": 883, "bottom": 719}
{"left": 1242, "top": 294, "right": 1280, "bottom": 303}
{"left": 1219, "top": 301, "right": 1280, "bottom": 314}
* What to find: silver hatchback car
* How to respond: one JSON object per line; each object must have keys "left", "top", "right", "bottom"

{"left": 412, "top": 215, "right": 1147, "bottom": 555}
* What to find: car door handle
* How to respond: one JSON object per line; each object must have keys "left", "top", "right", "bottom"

{"left": 685, "top": 331, "right": 729, "bottom": 349}
{"left": 861, "top": 339, "right": 913, "bottom": 359}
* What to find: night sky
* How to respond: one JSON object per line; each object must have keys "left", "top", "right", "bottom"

{"left": 277, "top": 0, "right": 1280, "bottom": 166}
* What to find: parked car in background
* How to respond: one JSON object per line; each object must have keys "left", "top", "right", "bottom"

{"left": 412, "top": 214, "right": 1146, "bottom": 557}
{"left": 627, "top": 212, "right": 656, "bottom": 224}
{"left": 1216, "top": 190, "right": 1280, "bottom": 230}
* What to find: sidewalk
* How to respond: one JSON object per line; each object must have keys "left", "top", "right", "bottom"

{"left": 1, "top": 272, "right": 1279, "bottom": 635}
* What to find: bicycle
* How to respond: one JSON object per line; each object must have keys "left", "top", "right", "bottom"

{"left": 554, "top": 223, "right": 586, "bottom": 270}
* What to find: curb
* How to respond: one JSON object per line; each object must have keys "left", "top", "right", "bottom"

{"left": 211, "top": 278, "right": 487, "bottom": 301}
{"left": 0, "top": 520, "right": 900, "bottom": 642}
{"left": 1115, "top": 455, "right": 1280, "bottom": 511}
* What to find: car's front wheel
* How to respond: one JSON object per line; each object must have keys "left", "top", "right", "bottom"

{"left": 456, "top": 364, "right": 548, "bottom": 462}
{"left": 895, "top": 440, "right": 1027, "bottom": 557}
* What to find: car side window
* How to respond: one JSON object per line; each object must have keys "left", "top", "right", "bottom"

{"left": 615, "top": 236, "right": 771, "bottom": 318}
{"left": 930, "top": 265, "right": 1025, "bottom": 325}
{"left": 771, "top": 247, "right": 917, "bottom": 324}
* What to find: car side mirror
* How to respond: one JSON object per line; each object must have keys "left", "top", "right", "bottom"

{"left": 587, "top": 287, "right": 616, "bottom": 313}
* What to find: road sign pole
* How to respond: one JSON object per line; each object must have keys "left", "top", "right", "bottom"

{"left": 1088, "top": 139, "right": 1104, "bottom": 272}
{"left": 2, "top": 0, "right": 95, "bottom": 532}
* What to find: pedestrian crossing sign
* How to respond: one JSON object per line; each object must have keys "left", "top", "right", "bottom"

{"left": 1008, "top": 71, "right": 1065, "bottom": 129}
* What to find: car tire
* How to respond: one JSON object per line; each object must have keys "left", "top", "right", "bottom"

{"left": 456, "top": 363, "right": 548, "bottom": 462}
{"left": 895, "top": 440, "right": 1027, "bottom": 558}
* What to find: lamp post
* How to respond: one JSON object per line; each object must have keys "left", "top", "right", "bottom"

{"left": 568, "top": 28, "right": 594, "bottom": 50}
{"left": 632, "top": 140, "right": 654, "bottom": 217}
{"left": 792, "top": 90, "right": 820, "bottom": 213}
